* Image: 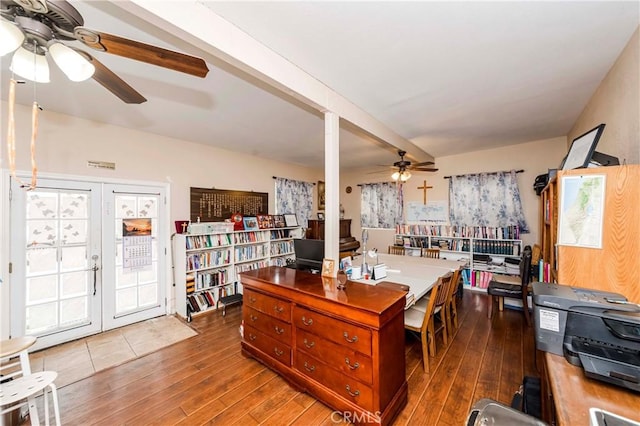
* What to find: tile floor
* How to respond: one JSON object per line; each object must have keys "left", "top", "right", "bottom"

{"left": 28, "top": 315, "right": 197, "bottom": 388}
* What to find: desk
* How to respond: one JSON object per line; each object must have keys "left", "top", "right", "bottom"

{"left": 351, "top": 253, "right": 466, "bottom": 306}
{"left": 543, "top": 352, "right": 640, "bottom": 425}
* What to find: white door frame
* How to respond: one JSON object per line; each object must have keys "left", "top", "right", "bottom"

{"left": 1, "top": 170, "right": 173, "bottom": 344}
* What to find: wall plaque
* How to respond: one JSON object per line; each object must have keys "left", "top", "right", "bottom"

{"left": 190, "top": 187, "right": 268, "bottom": 222}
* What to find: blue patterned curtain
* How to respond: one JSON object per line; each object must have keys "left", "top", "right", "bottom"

{"left": 360, "top": 182, "right": 403, "bottom": 228}
{"left": 275, "top": 178, "right": 314, "bottom": 229}
{"left": 448, "top": 170, "right": 529, "bottom": 232}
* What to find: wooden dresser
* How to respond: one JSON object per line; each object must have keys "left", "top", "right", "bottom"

{"left": 240, "top": 266, "right": 407, "bottom": 426}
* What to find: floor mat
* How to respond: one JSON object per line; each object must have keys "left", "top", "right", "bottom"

{"left": 28, "top": 315, "right": 197, "bottom": 388}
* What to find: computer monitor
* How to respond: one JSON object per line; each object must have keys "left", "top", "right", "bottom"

{"left": 293, "top": 238, "right": 324, "bottom": 270}
{"left": 561, "top": 124, "right": 606, "bottom": 170}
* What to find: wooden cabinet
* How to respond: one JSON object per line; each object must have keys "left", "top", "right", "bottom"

{"left": 541, "top": 165, "right": 640, "bottom": 303}
{"left": 306, "top": 219, "right": 361, "bottom": 253}
{"left": 240, "top": 266, "right": 407, "bottom": 426}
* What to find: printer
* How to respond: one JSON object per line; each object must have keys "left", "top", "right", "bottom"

{"left": 532, "top": 282, "right": 640, "bottom": 392}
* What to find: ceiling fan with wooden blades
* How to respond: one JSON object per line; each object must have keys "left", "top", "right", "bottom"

{"left": 0, "top": 0, "right": 209, "bottom": 104}
{"left": 389, "top": 150, "right": 438, "bottom": 181}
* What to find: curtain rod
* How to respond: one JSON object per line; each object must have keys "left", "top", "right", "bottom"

{"left": 443, "top": 169, "right": 524, "bottom": 179}
{"left": 272, "top": 176, "right": 316, "bottom": 185}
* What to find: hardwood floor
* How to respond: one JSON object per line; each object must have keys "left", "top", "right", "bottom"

{"left": 53, "top": 291, "right": 537, "bottom": 425}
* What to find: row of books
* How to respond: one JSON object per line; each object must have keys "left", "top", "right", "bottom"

{"left": 472, "top": 240, "right": 520, "bottom": 255}
{"left": 270, "top": 229, "right": 295, "bottom": 240}
{"left": 538, "top": 260, "right": 554, "bottom": 282}
{"left": 234, "top": 231, "right": 269, "bottom": 244}
{"left": 185, "top": 233, "right": 232, "bottom": 250}
{"left": 186, "top": 249, "right": 232, "bottom": 271}
{"left": 193, "top": 269, "right": 229, "bottom": 291}
{"left": 235, "top": 245, "right": 269, "bottom": 262}
{"left": 186, "top": 283, "right": 238, "bottom": 313}
{"left": 461, "top": 269, "right": 494, "bottom": 288}
{"left": 271, "top": 241, "right": 294, "bottom": 256}
{"left": 396, "top": 224, "right": 521, "bottom": 240}
{"left": 235, "top": 260, "right": 269, "bottom": 274}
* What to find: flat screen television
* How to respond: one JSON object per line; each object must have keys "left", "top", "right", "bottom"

{"left": 293, "top": 238, "right": 324, "bottom": 270}
{"left": 561, "top": 124, "right": 606, "bottom": 170}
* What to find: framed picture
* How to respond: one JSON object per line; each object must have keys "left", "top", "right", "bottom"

{"left": 318, "top": 180, "right": 325, "bottom": 210}
{"left": 284, "top": 214, "right": 298, "bottom": 227}
{"left": 242, "top": 216, "right": 259, "bottom": 231}
{"left": 321, "top": 258, "right": 335, "bottom": 277}
{"left": 256, "top": 214, "right": 270, "bottom": 229}
{"left": 317, "top": 212, "right": 325, "bottom": 220}
{"left": 273, "top": 215, "right": 286, "bottom": 228}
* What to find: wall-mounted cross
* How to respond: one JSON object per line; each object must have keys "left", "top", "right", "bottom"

{"left": 417, "top": 180, "right": 433, "bottom": 204}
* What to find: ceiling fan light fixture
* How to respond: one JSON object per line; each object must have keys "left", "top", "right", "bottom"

{"left": 0, "top": 19, "right": 24, "bottom": 56}
{"left": 391, "top": 170, "right": 412, "bottom": 182}
{"left": 10, "top": 46, "right": 50, "bottom": 83}
{"left": 48, "top": 42, "right": 95, "bottom": 81}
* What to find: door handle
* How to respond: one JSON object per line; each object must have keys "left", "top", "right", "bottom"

{"left": 92, "top": 255, "right": 99, "bottom": 296}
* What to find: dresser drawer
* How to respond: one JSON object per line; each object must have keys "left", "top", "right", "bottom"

{"left": 296, "top": 328, "right": 372, "bottom": 385}
{"left": 244, "top": 306, "right": 291, "bottom": 343}
{"left": 294, "top": 352, "right": 374, "bottom": 411}
{"left": 244, "top": 288, "right": 291, "bottom": 322}
{"left": 244, "top": 324, "right": 291, "bottom": 366}
{"left": 293, "top": 306, "right": 372, "bottom": 355}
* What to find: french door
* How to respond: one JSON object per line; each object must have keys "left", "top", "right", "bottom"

{"left": 9, "top": 176, "right": 167, "bottom": 350}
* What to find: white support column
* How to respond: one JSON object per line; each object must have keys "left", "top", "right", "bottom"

{"left": 324, "top": 111, "right": 340, "bottom": 275}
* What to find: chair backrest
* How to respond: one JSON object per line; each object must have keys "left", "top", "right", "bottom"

{"left": 447, "top": 268, "right": 462, "bottom": 300}
{"left": 423, "top": 248, "right": 440, "bottom": 259}
{"left": 433, "top": 272, "right": 453, "bottom": 307}
{"left": 388, "top": 245, "right": 405, "bottom": 255}
{"left": 520, "top": 251, "right": 532, "bottom": 286}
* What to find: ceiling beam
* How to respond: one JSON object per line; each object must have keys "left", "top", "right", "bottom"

{"left": 111, "top": 0, "right": 434, "bottom": 164}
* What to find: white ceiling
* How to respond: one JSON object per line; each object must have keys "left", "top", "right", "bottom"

{"left": 1, "top": 1, "right": 638, "bottom": 171}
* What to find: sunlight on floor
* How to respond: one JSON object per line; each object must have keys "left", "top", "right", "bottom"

{"left": 28, "top": 316, "right": 197, "bottom": 388}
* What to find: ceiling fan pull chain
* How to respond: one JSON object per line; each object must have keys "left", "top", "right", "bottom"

{"left": 6, "top": 78, "right": 39, "bottom": 191}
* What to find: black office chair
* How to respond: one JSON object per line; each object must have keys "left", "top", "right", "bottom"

{"left": 487, "top": 247, "right": 533, "bottom": 326}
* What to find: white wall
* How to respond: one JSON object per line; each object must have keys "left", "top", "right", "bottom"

{"left": 340, "top": 137, "right": 568, "bottom": 253}
{"left": 0, "top": 103, "right": 321, "bottom": 338}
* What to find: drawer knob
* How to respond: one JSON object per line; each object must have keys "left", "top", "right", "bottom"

{"left": 250, "top": 314, "right": 258, "bottom": 322}
{"left": 301, "top": 316, "right": 313, "bottom": 326}
{"left": 303, "top": 339, "right": 315, "bottom": 349}
{"left": 249, "top": 334, "right": 257, "bottom": 341}
{"left": 274, "top": 347, "right": 284, "bottom": 356}
{"left": 343, "top": 332, "right": 359, "bottom": 343}
{"left": 304, "top": 361, "right": 315, "bottom": 372}
{"left": 274, "top": 326, "right": 284, "bottom": 335}
{"left": 274, "top": 305, "right": 284, "bottom": 313}
{"left": 249, "top": 296, "right": 257, "bottom": 303}
{"left": 345, "top": 357, "right": 360, "bottom": 370}
{"left": 345, "top": 384, "right": 360, "bottom": 397}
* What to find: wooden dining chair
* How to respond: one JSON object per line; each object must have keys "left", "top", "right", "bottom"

{"left": 388, "top": 245, "right": 405, "bottom": 255}
{"left": 444, "top": 268, "right": 462, "bottom": 332}
{"left": 422, "top": 248, "right": 440, "bottom": 259}
{"left": 404, "top": 272, "right": 453, "bottom": 372}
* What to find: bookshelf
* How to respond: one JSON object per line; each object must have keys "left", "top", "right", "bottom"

{"left": 173, "top": 225, "right": 301, "bottom": 318}
{"left": 539, "top": 175, "right": 558, "bottom": 282}
{"left": 394, "top": 224, "right": 523, "bottom": 292}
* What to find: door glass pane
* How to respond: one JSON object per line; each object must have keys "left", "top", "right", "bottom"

{"left": 138, "top": 283, "right": 157, "bottom": 306}
{"left": 61, "top": 246, "right": 87, "bottom": 271}
{"left": 24, "top": 189, "right": 92, "bottom": 336}
{"left": 60, "top": 271, "right": 88, "bottom": 297}
{"left": 26, "top": 302, "right": 57, "bottom": 334}
{"left": 60, "top": 297, "right": 88, "bottom": 326}
{"left": 113, "top": 193, "right": 160, "bottom": 316}
{"left": 26, "top": 275, "right": 57, "bottom": 303}
{"left": 26, "top": 247, "right": 57, "bottom": 275}
{"left": 27, "top": 220, "right": 57, "bottom": 247}
{"left": 61, "top": 220, "right": 87, "bottom": 245}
